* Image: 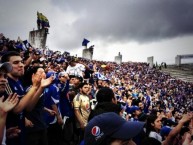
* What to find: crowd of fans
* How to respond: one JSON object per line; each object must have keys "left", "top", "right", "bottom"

{"left": 0, "top": 33, "right": 193, "bottom": 145}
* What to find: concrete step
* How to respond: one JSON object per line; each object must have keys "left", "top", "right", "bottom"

{"left": 161, "top": 69, "right": 193, "bottom": 75}
{"left": 160, "top": 69, "right": 193, "bottom": 83}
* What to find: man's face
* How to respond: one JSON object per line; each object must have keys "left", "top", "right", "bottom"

{"left": 102, "top": 81, "right": 109, "bottom": 87}
{"left": 80, "top": 84, "right": 89, "bottom": 95}
{"left": 74, "top": 78, "right": 81, "bottom": 86}
{"left": 59, "top": 75, "right": 67, "bottom": 83}
{"left": 70, "top": 77, "right": 75, "bottom": 85}
{"left": 97, "top": 80, "right": 103, "bottom": 86}
{"left": 33, "top": 53, "right": 40, "bottom": 60}
{"left": 0, "top": 71, "right": 8, "bottom": 93}
{"left": 8, "top": 56, "right": 24, "bottom": 78}
{"left": 138, "top": 102, "right": 144, "bottom": 109}
{"left": 61, "top": 62, "right": 67, "bottom": 68}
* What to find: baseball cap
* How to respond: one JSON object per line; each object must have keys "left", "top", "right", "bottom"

{"left": 160, "top": 126, "right": 172, "bottom": 137}
{"left": 129, "top": 106, "right": 140, "bottom": 114}
{"left": 0, "top": 62, "right": 12, "bottom": 73}
{"left": 58, "top": 71, "right": 68, "bottom": 77}
{"left": 84, "top": 112, "right": 145, "bottom": 145}
{"left": 46, "top": 71, "right": 56, "bottom": 80}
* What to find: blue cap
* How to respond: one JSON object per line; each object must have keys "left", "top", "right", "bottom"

{"left": 160, "top": 126, "right": 172, "bottom": 137}
{"left": 129, "top": 106, "right": 140, "bottom": 114}
{"left": 58, "top": 71, "right": 68, "bottom": 77}
{"left": 84, "top": 112, "right": 145, "bottom": 145}
{"left": 46, "top": 71, "right": 56, "bottom": 80}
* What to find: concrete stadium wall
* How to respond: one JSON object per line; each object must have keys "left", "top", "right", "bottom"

{"left": 115, "top": 53, "right": 122, "bottom": 64}
{"left": 82, "top": 48, "right": 93, "bottom": 60}
{"left": 147, "top": 56, "right": 154, "bottom": 68}
{"left": 175, "top": 54, "right": 193, "bottom": 66}
{"left": 29, "top": 28, "right": 47, "bottom": 49}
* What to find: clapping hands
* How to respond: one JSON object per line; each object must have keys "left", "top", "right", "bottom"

{"left": 0, "top": 93, "right": 19, "bottom": 115}
{"left": 32, "top": 73, "right": 54, "bottom": 88}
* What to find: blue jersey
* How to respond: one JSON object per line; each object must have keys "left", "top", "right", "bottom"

{"left": 25, "top": 86, "right": 47, "bottom": 133}
{"left": 6, "top": 77, "right": 26, "bottom": 145}
{"left": 57, "top": 80, "right": 74, "bottom": 117}
{"left": 144, "top": 95, "right": 151, "bottom": 113}
{"left": 44, "top": 83, "right": 60, "bottom": 124}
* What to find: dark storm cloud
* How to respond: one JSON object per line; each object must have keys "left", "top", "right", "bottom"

{"left": 54, "top": 0, "right": 193, "bottom": 44}
{"left": 1, "top": 0, "right": 193, "bottom": 52}
{"left": 0, "top": 0, "right": 49, "bottom": 39}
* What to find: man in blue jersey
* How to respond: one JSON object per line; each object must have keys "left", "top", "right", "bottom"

{"left": 0, "top": 62, "right": 19, "bottom": 145}
{"left": 44, "top": 71, "right": 63, "bottom": 145}
{"left": 24, "top": 66, "right": 50, "bottom": 145}
{"left": 57, "top": 71, "right": 74, "bottom": 144}
{"left": 57, "top": 71, "right": 71, "bottom": 118}
{"left": 1, "top": 51, "right": 53, "bottom": 145}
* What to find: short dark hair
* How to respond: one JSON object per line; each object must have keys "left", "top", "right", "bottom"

{"left": 1, "top": 51, "right": 20, "bottom": 63}
{"left": 30, "top": 66, "right": 43, "bottom": 75}
{"left": 32, "top": 60, "right": 40, "bottom": 65}
{"left": 88, "top": 102, "right": 121, "bottom": 121}
{"left": 75, "top": 75, "right": 83, "bottom": 82}
{"left": 146, "top": 114, "right": 158, "bottom": 136}
{"left": 79, "top": 82, "right": 88, "bottom": 89}
{"left": 96, "top": 87, "right": 115, "bottom": 103}
{"left": 22, "top": 66, "right": 43, "bottom": 87}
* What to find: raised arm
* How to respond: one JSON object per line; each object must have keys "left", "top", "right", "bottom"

{"left": 0, "top": 94, "right": 18, "bottom": 143}
{"left": 25, "top": 75, "right": 53, "bottom": 111}
{"left": 163, "top": 113, "right": 192, "bottom": 145}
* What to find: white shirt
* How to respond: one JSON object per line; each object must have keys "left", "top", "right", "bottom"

{"left": 66, "top": 63, "right": 85, "bottom": 77}
{"left": 149, "top": 131, "right": 162, "bottom": 143}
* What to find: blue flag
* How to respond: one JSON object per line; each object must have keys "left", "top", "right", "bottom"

{"left": 82, "top": 38, "right": 90, "bottom": 47}
{"left": 46, "top": 49, "right": 53, "bottom": 57}
{"left": 15, "top": 43, "right": 23, "bottom": 50}
{"left": 15, "top": 42, "right": 27, "bottom": 51}
{"left": 94, "top": 72, "right": 108, "bottom": 81}
{"left": 23, "top": 40, "right": 32, "bottom": 49}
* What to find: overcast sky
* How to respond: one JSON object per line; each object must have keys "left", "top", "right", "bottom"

{"left": 0, "top": 0, "right": 193, "bottom": 64}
